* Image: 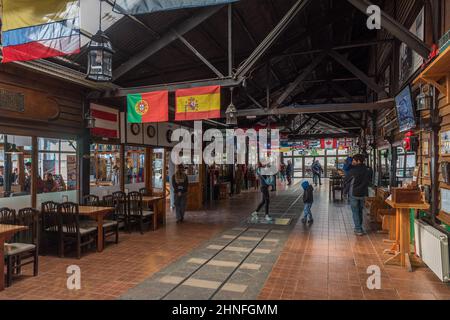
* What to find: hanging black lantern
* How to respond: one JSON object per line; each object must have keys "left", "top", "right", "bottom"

{"left": 86, "top": 1, "right": 114, "bottom": 82}
{"left": 86, "top": 30, "right": 114, "bottom": 82}
{"left": 225, "top": 88, "right": 238, "bottom": 126}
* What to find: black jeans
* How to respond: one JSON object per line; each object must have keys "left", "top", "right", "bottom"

{"left": 256, "top": 186, "right": 270, "bottom": 216}
{"left": 175, "top": 194, "right": 187, "bottom": 221}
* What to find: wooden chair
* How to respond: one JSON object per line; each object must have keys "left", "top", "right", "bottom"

{"left": 58, "top": 202, "right": 97, "bottom": 259}
{"left": 41, "top": 201, "right": 60, "bottom": 256}
{"left": 0, "top": 207, "right": 16, "bottom": 225}
{"left": 102, "top": 195, "right": 119, "bottom": 245}
{"left": 112, "top": 191, "right": 128, "bottom": 230}
{"left": 83, "top": 195, "right": 100, "bottom": 206}
{"left": 331, "top": 176, "right": 344, "bottom": 201}
{"left": 127, "top": 192, "right": 153, "bottom": 234}
{"left": 5, "top": 208, "right": 39, "bottom": 287}
{"left": 139, "top": 188, "right": 149, "bottom": 196}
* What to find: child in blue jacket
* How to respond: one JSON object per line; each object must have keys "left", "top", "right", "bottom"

{"left": 301, "top": 181, "right": 314, "bottom": 224}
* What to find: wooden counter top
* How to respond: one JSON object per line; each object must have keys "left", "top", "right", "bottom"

{"left": 385, "top": 199, "right": 430, "bottom": 210}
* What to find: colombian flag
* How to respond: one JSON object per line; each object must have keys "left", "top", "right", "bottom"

{"left": 175, "top": 86, "right": 221, "bottom": 121}
{"left": 1, "top": 0, "right": 81, "bottom": 63}
{"left": 127, "top": 91, "right": 169, "bottom": 123}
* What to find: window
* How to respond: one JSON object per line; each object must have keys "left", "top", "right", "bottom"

{"left": 0, "top": 134, "right": 32, "bottom": 210}
{"left": 38, "top": 138, "right": 77, "bottom": 194}
{"left": 90, "top": 144, "right": 121, "bottom": 196}
{"left": 152, "top": 149, "right": 164, "bottom": 189}
{"left": 125, "top": 146, "right": 145, "bottom": 192}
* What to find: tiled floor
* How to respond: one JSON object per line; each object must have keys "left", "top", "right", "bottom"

{"left": 259, "top": 181, "right": 450, "bottom": 300}
{"left": 2, "top": 180, "right": 450, "bottom": 300}
{"left": 0, "top": 188, "right": 263, "bottom": 300}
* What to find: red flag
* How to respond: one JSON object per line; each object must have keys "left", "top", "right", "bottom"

{"left": 320, "top": 138, "right": 337, "bottom": 149}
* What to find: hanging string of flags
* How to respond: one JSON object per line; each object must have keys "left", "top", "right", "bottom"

{"left": 281, "top": 138, "right": 355, "bottom": 153}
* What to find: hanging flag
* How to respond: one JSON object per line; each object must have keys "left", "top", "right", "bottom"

{"left": 175, "top": 86, "right": 221, "bottom": 121}
{"left": 127, "top": 91, "right": 169, "bottom": 123}
{"left": 113, "top": 0, "right": 239, "bottom": 15}
{"left": 320, "top": 138, "right": 337, "bottom": 149}
{"left": 91, "top": 104, "right": 119, "bottom": 139}
{"left": 1, "top": 0, "right": 81, "bottom": 63}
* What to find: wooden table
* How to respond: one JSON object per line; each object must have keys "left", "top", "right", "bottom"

{"left": 0, "top": 224, "right": 27, "bottom": 291}
{"left": 141, "top": 196, "right": 163, "bottom": 231}
{"left": 78, "top": 206, "right": 114, "bottom": 252}
{"left": 384, "top": 200, "right": 430, "bottom": 272}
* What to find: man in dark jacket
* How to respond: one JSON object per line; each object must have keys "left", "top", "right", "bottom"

{"left": 343, "top": 154, "right": 373, "bottom": 236}
{"left": 301, "top": 181, "right": 314, "bottom": 224}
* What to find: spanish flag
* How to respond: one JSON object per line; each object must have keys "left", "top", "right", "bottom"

{"left": 175, "top": 86, "right": 221, "bottom": 121}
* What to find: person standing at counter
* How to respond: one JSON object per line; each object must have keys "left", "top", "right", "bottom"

{"left": 172, "top": 164, "right": 189, "bottom": 223}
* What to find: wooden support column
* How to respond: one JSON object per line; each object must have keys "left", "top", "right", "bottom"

{"left": 389, "top": 143, "right": 398, "bottom": 188}
{"left": 430, "top": 86, "right": 440, "bottom": 221}
{"left": 120, "top": 144, "right": 125, "bottom": 192}
{"left": 145, "top": 147, "right": 153, "bottom": 194}
{"left": 79, "top": 130, "right": 90, "bottom": 202}
{"left": 31, "top": 137, "right": 38, "bottom": 209}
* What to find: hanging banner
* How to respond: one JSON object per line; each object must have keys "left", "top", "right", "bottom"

{"left": 1, "top": 0, "right": 81, "bottom": 63}
{"left": 175, "top": 86, "right": 221, "bottom": 121}
{"left": 113, "top": 0, "right": 239, "bottom": 15}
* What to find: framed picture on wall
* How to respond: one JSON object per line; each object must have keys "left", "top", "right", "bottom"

{"left": 440, "top": 130, "right": 450, "bottom": 155}
{"left": 423, "top": 160, "right": 430, "bottom": 178}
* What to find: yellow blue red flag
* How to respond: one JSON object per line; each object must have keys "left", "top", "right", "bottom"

{"left": 1, "top": 0, "right": 80, "bottom": 63}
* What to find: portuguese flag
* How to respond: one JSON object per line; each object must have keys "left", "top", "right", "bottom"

{"left": 127, "top": 91, "right": 168, "bottom": 123}
{"left": 175, "top": 86, "right": 221, "bottom": 121}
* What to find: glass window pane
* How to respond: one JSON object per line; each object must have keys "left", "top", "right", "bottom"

{"left": 90, "top": 144, "right": 121, "bottom": 196}
{"left": 338, "top": 148, "right": 349, "bottom": 155}
{"left": 125, "top": 146, "right": 145, "bottom": 192}
{"left": 152, "top": 149, "right": 164, "bottom": 189}
{"left": 0, "top": 135, "right": 32, "bottom": 210}
{"left": 61, "top": 140, "right": 77, "bottom": 152}
{"left": 293, "top": 158, "right": 303, "bottom": 178}
{"left": 38, "top": 138, "right": 59, "bottom": 151}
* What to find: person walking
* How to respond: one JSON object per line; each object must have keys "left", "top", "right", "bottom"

{"left": 343, "top": 154, "right": 373, "bottom": 236}
{"left": 301, "top": 180, "right": 314, "bottom": 224}
{"left": 252, "top": 164, "right": 274, "bottom": 222}
{"left": 312, "top": 160, "right": 323, "bottom": 186}
{"left": 172, "top": 164, "right": 189, "bottom": 223}
{"left": 286, "top": 160, "right": 293, "bottom": 186}
{"left": 280, "top": 161, "right": 287, "bottom": 183}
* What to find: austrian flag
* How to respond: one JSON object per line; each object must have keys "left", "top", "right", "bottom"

{"left": 90, "top": 104, "right": 120, "bottom": 139}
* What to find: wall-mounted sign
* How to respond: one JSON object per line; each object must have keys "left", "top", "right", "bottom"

{"left": 0, "top": 89, "right": 25, "bottom": 112}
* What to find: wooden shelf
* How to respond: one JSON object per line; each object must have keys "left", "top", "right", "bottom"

{"left": 413, "top": 46, "right": 450, "bottom": 99}
{"left": 438, "top": 211, "right": 450, "bottom": 226}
